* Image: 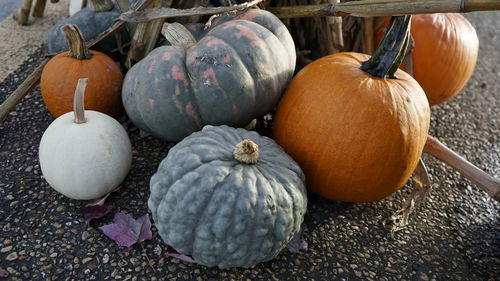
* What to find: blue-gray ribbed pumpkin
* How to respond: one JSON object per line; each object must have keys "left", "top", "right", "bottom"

{"left": 122, "top": 9, "right": 296, "bottom": 142}
{"left": 47, "top": 0, "right": 127, "bottom": 55}
{"left": 149, "top": 125, "right": 307, "bottom": 269}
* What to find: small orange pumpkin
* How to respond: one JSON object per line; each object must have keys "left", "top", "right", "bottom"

{"left": 375, "top": 13, "right": 479, "bottom": 105}
{"left": 41, "top": 24, "right": 123, "bottom": 118}
{"left": 274, "top": 16, "right": 431, "bottom": 203}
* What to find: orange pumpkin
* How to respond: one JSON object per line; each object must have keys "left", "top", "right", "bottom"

{"left": 274, "top": 16, "right": 431, "bottom": 203}
{"left": 375, "top": 13, "right": 479, "bottom": 105}
{"left": 41, "top": 24, "right": 123, "bottom": 118}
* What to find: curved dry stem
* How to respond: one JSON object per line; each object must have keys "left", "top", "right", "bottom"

{"left": 73, "top": 78, "right": 89, "bottom": 124}
{"left": 385, "top": 159, "right": 432, "bottom": 232}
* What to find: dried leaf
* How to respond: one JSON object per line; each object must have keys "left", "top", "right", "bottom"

{"left": 86, "top": 185, "right": 122, "bottom": 206}
{"left": 99, "top": 213, "right": 153, "bottom": 247}
{"left": 165, "top": 246, "right": 196, "bottom": 263}
{"left": 287, "top": 224, "right": 308, "bottom": 253}
{"left": 139, "top": 129, "right": 150, "bottom": 139}
{"left": 78, "top": 203, "right": 113, "bottom": 225}
{"left": 86, "top": 193, "right": 111, "bottom": 206}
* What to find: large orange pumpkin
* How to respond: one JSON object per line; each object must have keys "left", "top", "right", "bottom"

{"left": 274, "top": 16, "right": 431, "bottom": 203}
{"left": 375, "top": 13, "right": 478, "bottom": 105}
{"left": 41, "top": 24, "right": 123, "bottom": 118}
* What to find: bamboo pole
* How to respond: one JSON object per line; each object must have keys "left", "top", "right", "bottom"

{"left": 424, "top": 136, "right": 500, "bottom": 201}
{"left": 32, "top": 0, "right": 47, "bottom": 18}
{"left": 18, "top": 0, "right": 34, "bottom": 25}
{"left": 263, "top": 0, "right": 500, "bottom": 19}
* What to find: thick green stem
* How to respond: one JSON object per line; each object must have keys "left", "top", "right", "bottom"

{"left": 62, "top": 24, "right": 92, "bottom": 60}
{"left": 73, "top": 78, "right": 89, "bottom": 124}
{"left": 361, "top": 15, "right": 411, "bottom": 79}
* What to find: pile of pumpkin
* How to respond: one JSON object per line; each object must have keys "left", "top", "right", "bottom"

{"left": 37, "top": 0, "right": 479, "bottom": 269}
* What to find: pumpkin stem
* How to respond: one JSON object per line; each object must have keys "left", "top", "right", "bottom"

{"left": 361, "top": 15, "right": 411, "bottom": 79}
{"left": 62, "top": 24, "right": 92, "bottom": 60}
{"left": 233, "top": 139, "right": 259, "bottom": 164}
{"left": 73, "top": 78, "right": 89, "bottom": 124}
{"left": 161, "top": 23, "right": 197, "bottom": 48}
{"left": 88, "top": 0, "right": 113, "bottom": 12}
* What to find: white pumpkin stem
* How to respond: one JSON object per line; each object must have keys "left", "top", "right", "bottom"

{"left": 233, "top": 139, "right": 259, "bottom": 164}
{"left": 161, "top": 23, "right": 197, "bottom": 48}
{"left": 73, "top": 78, "right": 89, "bottom": 124}
{"left": 61, "top": 24, "right": 92, "bottom": 60}
{"left": 89, "top": 0, "right": 113, "bottom": 12}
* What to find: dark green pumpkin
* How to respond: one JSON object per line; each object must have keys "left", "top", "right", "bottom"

{"left": 149, "top": 125, "right": 307, "bottom": 269}
{"left": 47, "top": 1, "right": 127, "bottom": 55}
{"left": 122, "top": 9, "right": 296, "bottom": 141}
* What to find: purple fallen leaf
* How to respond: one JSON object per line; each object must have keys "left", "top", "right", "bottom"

{"left": 166, "top": 246, "right": 196, "bottom": 264}
{"left": 78, "top": 203, "right": 113, "bottom": 225}
{"left": 99, "top": 213, "right": 153, "bottom": 247}
{"left": 287, "top": 224, "right": 308, "bottom": 253}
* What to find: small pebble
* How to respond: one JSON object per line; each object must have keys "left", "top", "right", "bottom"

{"left": 6, "top": 252, "right": 18, "bottom": 261}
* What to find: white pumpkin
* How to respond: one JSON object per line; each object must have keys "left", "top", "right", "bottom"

{"left": 39, "top": 78, "right": 132, "bottom": 200}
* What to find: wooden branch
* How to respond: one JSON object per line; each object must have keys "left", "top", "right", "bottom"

{"left": 87, "top": 0, "right": 152, "bottom": 47}
{"left": 119, "top": 0, "right": 265, "bottom": 22}
{"left": 115, "top": 0, "right": 137, "bottom": 35}
{"left": 18, "top": 0, "right": 34, "bottom": 25}
{"left": 0, "top": 59, "right": 49, "bottom": 123}
{"left": 32, "top": 0, "right": 47, "bottom": 18}
{"left": 362, "top": 17, "right": 374, "bottom": 54}
{"left": 328, "top": 0, "right": 343, "bottom": 51}
{"left": 265, "top": 0, "right": 500, "bottom": 19}
{"left": 424, "top": 135, "right": 500, "bottom": 201}
{"left": 0, "top": 0, "right": 152, "bottom": 123}
{"left": 125, "top": 0, "right": 164, "bottom": 69}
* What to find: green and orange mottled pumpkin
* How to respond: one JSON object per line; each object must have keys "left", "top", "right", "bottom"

{"left": 122, "top": 9, "right": 296, "bottom": 141}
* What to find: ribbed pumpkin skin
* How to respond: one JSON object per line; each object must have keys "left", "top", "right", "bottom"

{"left": 375, "top": 14, "right": 478, "bottom": 105}
{"left": 47, "top": 9, "right": 123, "bottom": 55}
{"left": 149, "top": 125, "right": 307, "bottom": 268}
{"left": 40, "top": 51, "right": 123, "bottom": 118}
{"left": 273, "top": 52, "right": 430, "bottom": 203}
{"left": 122, "top": 9, "right": 296, "bottom": 141}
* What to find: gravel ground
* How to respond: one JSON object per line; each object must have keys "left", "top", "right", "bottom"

{"left": 0, "top": 11, "right": 499, "bottom": 281}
